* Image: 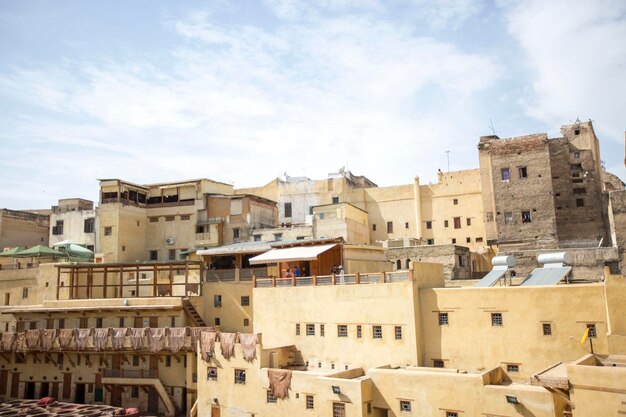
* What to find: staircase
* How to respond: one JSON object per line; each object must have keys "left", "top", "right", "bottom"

{"left": 286, "top": 347, "right": 306, "bottom": 369}
{"left": 183, "top": 298, "right": 208, "bottom": 327}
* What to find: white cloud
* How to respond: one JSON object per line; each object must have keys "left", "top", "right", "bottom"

{"left": 502, "top": 0, "right": 626, "bottom": 145}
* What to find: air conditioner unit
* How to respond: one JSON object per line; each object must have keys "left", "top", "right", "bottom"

{"left": 165, "top": 237, "right": 176, "bottom": 245}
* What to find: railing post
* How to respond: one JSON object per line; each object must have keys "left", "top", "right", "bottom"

{"left": 381, "top": 272, "right": 386, "bottom": 283}
{"left": 252, "top": 274, "right": 257, "bottom": 288}
{"left": 313, "top": 275, "right": 317, "bottom": 286}
{"left": 332, "top": 274, "right": 336, "bottom": 285}
{"left": 272, "top": 277, "right": 276, "bottom": 287}
{"left": 292, "top": 276, "right": 296, "bottom": 286}
{"left": 355, "top": 272, "right": 360, "bottom": 284}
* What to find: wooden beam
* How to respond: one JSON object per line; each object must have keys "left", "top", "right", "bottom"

{"left": 56, "top": 267, "right": 61, "bottom": 300}
{"left": 45, "top": 353, "right": 58, "bottom": 367}
{"left": 103, "top": 266, "right": 108, "bottom": 299}
{"left": 63, "top": 352, "right": 76, "bottom": 367}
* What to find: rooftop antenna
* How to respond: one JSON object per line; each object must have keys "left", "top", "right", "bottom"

{"left": 445, "top": 150, "right": 451, "bottom": 172}
{"left": 488, "top": 118, "right": 497, "bottom": 136}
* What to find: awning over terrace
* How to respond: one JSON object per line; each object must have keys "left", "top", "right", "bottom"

{"left": 248, "top": 243, "right": 337, "bottom": 265}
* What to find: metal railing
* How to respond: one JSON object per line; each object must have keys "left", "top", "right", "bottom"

{"left": 253, "top": 270, "right": 412, "bottom": 288}
{"left": 103, "top": 369, "right": 158, "bottom": 378}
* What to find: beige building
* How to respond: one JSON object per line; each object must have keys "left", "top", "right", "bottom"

{"left": 0, "top": 209, "right": 50, "bottom": 250}
{"left": 49, "top": 199, "right": 96, "bottom": 251}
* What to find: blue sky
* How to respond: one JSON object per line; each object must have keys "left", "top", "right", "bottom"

{"left": 1, "top": 0, "right": 625, "bottom": 209}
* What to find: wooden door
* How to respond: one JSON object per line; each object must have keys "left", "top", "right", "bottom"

{"left": 149, "top": 316, "right": 158, "bottom": 328}
{"left": 62, "top": 372, "right": 72, "bottom": 399}
{"left": 10, "top": 373, "right": 19, "bottom": 398}
{"left": 211, "top": 405, "right": 220, "bottom": 417}
{"left": 148, "top": 388, "right": 159, "bottom": 413}
{"left": 134, "top": 316, "right": 143, "bottom": 328}
{"left": 0, "top": 369, "right": 8, "bottom": 395}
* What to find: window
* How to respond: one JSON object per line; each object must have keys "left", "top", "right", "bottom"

{"left": 214, "top": 295, "right": 222, "bottom": 307}
{"left": 466, "top": 237, "right": 471, "bottom": 243}
{"left": 573, "top": 187, "right": 586, "bottom": 194}
{"left": 104, "top": 226, "right": 112, "bottom": 236}
{"left": 373, "top": 325, "right": 382, "bottom": 339}
{"left": 132, "top": 355, "right": 140, "bottom": 366}
{"left": 444, "top": 220, "right": 449, "bottom": 228}
{"left": 542, "top": 323, "right": 552, "bottom": 336}
{"left": 79, "top": 317, "right": 88, "bottom": 328}
{"left": 170, "top": 316, "right": 176, "bottom": 327}
{"left": 367, "top": 402, "right": 372, "bottom": 414}
{"left": 576, "top": 198, "right": 585, "bottom": 207}
{"left": 427, "top": 239, "right": 434, "bottom": 245}
{"left": 207, "top": 367, "right": 218, "bottom": 381}
{"left": 574, "top": 151, "right": 580, "bottom": 158}
{"left": 243, "top": 318, "right": 249, "bottom": 327}
{"left": 356, "top": 325, "right": 362, "bottom": 338}
{"left": 332, "top": 196, "right": 339, "bottom": 204}
{"left": 521, "top": 211, "right": 532, "bottom": 223}
{"left": 372, "top": 224, "right": 377, "bottom": 231}
{"left": 400, "top": 400, "right": 411, "bottom": 412}
{"left": 58, "top": 318, "right": 65, "bottom": 329}
{"left": 149, "top": 217, "right": 159, "bottom": 223}
{"left": 233, "top": 228, "right": 240, "bottom": 239}
{"left": 333, "top": 402, "right": 346, "bottom": 417}
{"left": 96, "top": 318, "right": 103, "bottom": 328}
{"left": 165, "top": 216, "right": 175, "bottom": 221}
{"left": 405, "top": 222, "right": 409, "bottom": 229}
{"left": 486, "top": 211, "right": 494, "bottom": 222}
{"left": 131, "top": 386, "right": 139, "bottom": 398}
{"left": 320, "top": 324, "right": 325, "bottom": 337}
{"left": 518, "top": 166, "right": 528, "bottom": 178}
{"left": 451, "top": 238, "right": 456, "bottom": 244}
{"left": 453, "top": 198, "right": 458, "bottom": 205}
{"left": 466, "top": 218, "right": 472, "bottom": 226}
{"left": 296, "top": 324, "right": 300, "bottom": 335}
{"left": 504, "top": 212, "right": 513, "bottom": 224}
{"left": 234, "top": 369, "right": 246, "bottom": 384}
{"left": 446, "top": 412, "right": 458, "bottom": 417}
{"left": 337, "top": 325, "right": 348, "bottom": 337}
{"left": 266, "top": 390, "right": 277, "bottom": 403}
{"left": 180, "top": 215, "right": 191, "bottom": 221}
{"left": 395, "top": 326, "right": 402, "bottom": 340}
{"left": 149, "top": 250, "right": 158, "bottom": 261}
{"left": 165, "top": 356, "right": 171, "bottom": 367}
{"left": 491, "top": 313, "right": 503, "bottom": 326}
{"left": 426, "top": 221, "right": 432, "bottom": 229}
{"left": 433, "top": 359, "right": 444, "bottom": 368}
{"left": 438, "top": 312, "right": 449, "bottom": 326}
{"left": 84, "top": 218, "right": 95, "bottom": 233}
{"left": 501, "top": 167, "right": 511, "bottom": 181}
{"left": 387, "top": 222, "right": 393, "bottom": 233}
{"left": 241, "top": 296, "right": 250, "bottom": 306}
{"left": 574, "top": 129, "right": 580, "bottom": 135}
{"left": 507, "top": 364, "right": 519, "bottom": 373}
{"left": 458, "top": 255, "right": 464, "bottom": 266}
{"left": 453, "top": 217, "right": 461, "bottom": 229}
{"left": 214, "top": 317, "right": 220, "bottom": 326}
{"left": 253, "top": 235, "right": 261, "bottom": 242}
{"left": 284, "top": 202, "right": 292, "bottom": 218}
{"left": 168, "top": 249, "right": 176, "bottom": 261}
{"left": 587, "top": 324, "right": 597, "bottom": 338}
{"left": 274, "top": 233, "right": 282, "bottom": 241}
{"left": 306, "top": 324, "right": 315, "bottom": 336}
{"left": 476, "top": 237, "right": 483, "bottom": 243}
{"left": 306, "top": 395, "right": 314, "bottom": 409}
{"left": 22, "top": 288, "right": 28, "bottom": 299}
{"left": 52, "top": 220, "right": 64, "bottom": 235}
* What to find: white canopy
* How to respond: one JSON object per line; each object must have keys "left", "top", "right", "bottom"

{"left": 248, "top": 243, "right": 337, "bottom": 265}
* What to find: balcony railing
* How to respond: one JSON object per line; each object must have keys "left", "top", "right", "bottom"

{"left": 103, "top": 369, "right": 158, "bottom": 378}
{"left": 253, "top": 270, "right": 411, "bottom": 288}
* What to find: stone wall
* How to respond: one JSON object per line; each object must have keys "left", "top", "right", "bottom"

{"left": 385, "top": 244, "right": 471, "bottom": 280}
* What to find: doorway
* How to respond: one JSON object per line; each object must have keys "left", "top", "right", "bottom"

{"left": 148, "top": 387, "right": 159, "bottom": 414}
{"left": 211, "top": 405, "right": 220, "bottom": 417}
{"left": 74, "top": 383, "right": 86, "bottom": 404}
{"left": 25, "top": 382, "right": 35, "bottom": 399}
{"left": 40, "top": 382, "right": 50, "bottom": 398}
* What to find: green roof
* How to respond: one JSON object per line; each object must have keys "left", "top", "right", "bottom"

{"left": 14, "top": 245, "right": 64, "bottom": 257}
{"left": 0, "top": 247, "right": 25, "bottom": 257}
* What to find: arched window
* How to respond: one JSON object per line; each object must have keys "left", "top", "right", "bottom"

{"left": 405, "top": 259, "right": 411, "bottom": 269}
{"left": 396, "top": 260, "right": 401, "bottom": 270}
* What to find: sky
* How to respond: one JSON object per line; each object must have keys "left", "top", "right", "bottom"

{"left": 0, "top": 0, "right": 625, "bottom": 209}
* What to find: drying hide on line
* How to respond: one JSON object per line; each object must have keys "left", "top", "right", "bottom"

{"left": 41, "top": 329, "right": 58, "bottom": 351}
{"left": 147, "top": 328, "right": 166, "bottom": 353}
{"left": 168, "top": 327, "right": 187, "bottom": 353}
{"left": 220, "top": 332, "right": 238, "bottom": 360}
{"left": 1, "top": 332, "right": 15, "bottom": 352}
{"left": 238, "top": 333, "right": 258, "bottom": 362}
{"left": 200, "top": 331, "right": 218, "bottom": 362}
{"left": 93, "top": 328, "right": 110, "bottom": 351}
{"left": 268, "top": 369, "right": 292, "bottom": 400}
{"left": 25, "top": 329, "right": 41, "bottom": 351}
{"left": 58, "top": 329, "right": 76, "bottom": 350}
{"left": 129, "top": 328, "right": 146, "bottom": 350}
{"left": 111, "top": 328, "right": 129, "bottom": 350}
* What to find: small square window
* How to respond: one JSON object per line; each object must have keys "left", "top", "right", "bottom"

{"left": 453, "top": 198, "right": 458, "bottom": 205}
{"left": 214, "top": 294, "right": 222, "bottom": 307}
{"left": 214, "top": 317, "right": 220, "bottom": 326}
{"left": 266, "top": 389, "right": 277, "bottom": 403}
{"left": 387, "top": 222, "right": 393, "bottom": 233}
{"left": 296, "top": 324, "right": 300, "bottom": 336}
{"left": 574, "top": 151, "right": 580, "bottom": 158}
{"left": 306, "top": 395, "right": 314, "bottom": 409}
{"left": 356, "top": 325, "right": 362, "bottom": 338}
{"left": 274, "top": 233, "right": 282, "bottom": 241}
{"left": 427, "top": 239, "right": 434, "bottom": 245}
{"left": 104, "top": 226, "right": 112, "bottom": 236}
{"left": 338, "top": 325, "right": 348, "bottom": 337}
{"left": 447, "top": 412, "right": 458, "bottom": 417}
{"left": 491, "top": 313, "right": 503, "bottom": 326}
{"left": 507, "top": 364, "right": 519, "bottom": 373}
{"left": 444, "top": 220, "right": 449, "bottom": 228}
{"left": 466, "top": 237, "right": 471, "bottom": 243}
{"left": 95, "top": 318, "right": 103, "bottom": 328}
{"left": 405, "top": 222, "right": 409, "bottom": 229}
{"left": 518, "top": 166, "right": 528, "bottom": 178}
{"left": 400, "top": 400, "right": 411, "bottom": 412}
{"left": 433, "top": 359, "right": 444, "bottom": 368}
{"left": 521, "top": 210, "right": 532, "bottom": 223}
{"left": 243, "top": 318, "right": 249, "bottom": 327}
{"left": 486, "top": 212, "right": 494, "bottom": 222}
{"left": 394, "top": 326, "right": 402, "bottom": 340}
{"left": 542, "top": 323, "right": 552, "bottom": 336}
{"left": 306, "top": 324, "right": 315, "bottom": 336}
{"left": 373, "top": 325, "right": 382, "bottom": 339}
{"left": 253, "top": 234, "right": 261, "bottom": 242}
{"left": 234, "top": 369, "right": 246, "bottom": 384}
{"left": 453, "top": 217, "right": 461, "bottom": 229}
{"left": 241, "top": 296, "right": 250, "bottom": 306}
{"left": 207, "top": 367, "right": 218, "bottom": 381}
{"left": 426, "top": 221, "right": 432, "bottom": 229}
{"left": 476, "top": 237, "right": 483, "bottom": 243}
{"left": 180, "top": 214, "right": 191, "bottom": 221}
{"left": 372, "top": 224, "right": 377, "bottom": 231}
{"left": 451, "top": 238, "right": 456, "bottom": 244}
{"left": 132, "top": 355, "right": 140, "bottom": 366}
{"left": 233, "top": 228, "right": 240, "bottom": 239}
{"left": 504, "top": 212, "right": 513, "bottom": 224}
{"left": 320, "top": 324, "right": 325, "bottom": 337}
{"left": 501, "top": 168, "right": 511, "bottom": 181}
{"left": 22, "top": 288, "right": 28, "bottom": 299}
{"left": 466, "top": 218, "right": 471, "bottom": 226}
{"left": 576, "top": 198, "right": 584, "bottom": 207}
{"left": 587, "top": 324, "right": 597, "bottom": 338}
{"left": 332, "top": 196, "right": 339, "bottom": 204}
{"left": 438, "top": 312, "right": 449, "bottom": 326}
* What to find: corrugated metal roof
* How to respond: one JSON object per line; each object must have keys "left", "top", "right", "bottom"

{"left": 196, "top": 241, "right": 273, "bottom": 256}
{"left": 520, "top": 266, "right": 572, "bottom": 286}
